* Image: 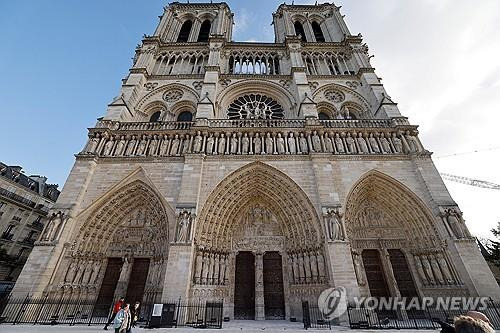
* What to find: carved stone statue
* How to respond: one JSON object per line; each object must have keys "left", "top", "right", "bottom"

{"left": 324, "top": 133, "right": 334, "bottom": 153}
{"left": 230, "top": 133, "right": 238, "bottom": 154}
{"left": 326, "top": 209, "right": 344, "bottom": 241}
{"left": 357, "top": 133, "right": 369, "bottom": 154}
{"left": 352, "top": 251, "right": 366, "bottom": 286}
{"left": 368, "top": 133, "right": 380, "bottom": 153}
{"left": 444, "top": 208, "right": 466, "bottom": 239}
{"left": 206, "top": 134, "right": 214, "bottom": 154}
{"left": 346, "top": 133, "right": 356, "bottom": 153}
{"left": 84, "top": 133, "right": 100, "bottom": 154}
{"left": 65, "top": 260, "right": 77, "bottom": 283}
{"left": 118, "top": 256, "right": 131, "bottom": 282}
{"left": 421, "top": 255, "right": 436, "bottom": 285}
{"left": 429, "top": 254, "right": 444, "bottom": 285}
{"left": 182, "top": 134, "right": 191, "bottom": 154}
{"left": 170, "top": 134, "right": 180, "bottom": 156}
{"left": 136, "top": 135, "right": 148, "bottom": 156}
{"left": 193, "top": 131, "right": 203, "bottom": 153}
{"left": 312, "top": 131, "right": 322, "bottom": 152}
{"left": 413, "top": 255, "right": 428, "bottom": 285}
{"left": 241, "top": 133, "right": 249, "bottom": 154}
{"left": 276, "top": 133, "right": 285, "bottom": 154}
{"left": 265, "top": 133, "right": 273, "bottom": 154}
{"left": 125, "top": 135, "right": 137, "bottom": 156}
{"left": 159, "top": 135, "right": 170, "bottom": 156}
{"left": 148, "top": 135, "right": 159, "bottom": 156}
{"left": 82, "top": 261, "right": 93, "bottom": 284}
{"left": 254, "top": 133, "right": 262, "bottom": 155}
{"left": 89, "top": 260, "right": 101, "bottom": 285}
{"left": 406, "top": 131, "right": 419, "bottom": 152}
{"left": 176, "top": 210, "right": 192, "bottom": 243}
{"left": 218, "top": 133, "right": 226, "bottom": 155}
{"left": 392, "top": 133, "right": 403, "bottom": 153}
{"left": 299, "top": 133, "right": 308, "bottom": 154}
{"left": 103, "top": 137, "right": 115, "bottom": 156}
{"left": 436, "top": 253, "right": 454, "bottom": 284}
{"left": 335, "top": 133, "right": 345, "bottom": 153}
{"left": 195, "top": 251, "right": 203, "bottom": 284}
{"left": 43, "top": 211, "right": 65, "bottom": 241}
{"left": 379, "top": 133, "right": 392, "bottom": 153}
{"left": 115, "top": 136, "right": 127, "bottom": 156}
{"left": 288, "top": 133, "right": 296, "bottom": 154}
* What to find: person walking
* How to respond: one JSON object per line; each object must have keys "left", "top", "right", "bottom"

{"left": 113, "top": 303, "right": 132, "bottom": 333}
{"left": 104, "top": 296, "right": 124, "bottom": 330}
{"left": 131, "top": 301, "right": 140, "bottom": 327}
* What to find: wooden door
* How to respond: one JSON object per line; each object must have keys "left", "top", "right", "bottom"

{"left": 362, "top": 250, "right": 390, "bottom": 297}
{"left": 234, "top": 252, "right": 255, "bottom": 319}
{"left": 263, "top": 252, "right": 285, "bottom": 319}
{"left": 95, "top": 258, "right": 122, "bottom": 316}
{"left": 388, "top": 249, "right": 418, "bottom": 297}
{"left": 125, "top": 258, "right": 150, "bottom": 303}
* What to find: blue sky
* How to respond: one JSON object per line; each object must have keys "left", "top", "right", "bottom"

{"left": 1, "top": 1, "right": 499, "bottom": 238}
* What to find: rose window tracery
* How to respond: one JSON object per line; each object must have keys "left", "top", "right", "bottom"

{"left": 227, "top": 94, "right": 285, "bottom": 120}
{"left": 324, "top": 89, "right": 345, "bottom": 103}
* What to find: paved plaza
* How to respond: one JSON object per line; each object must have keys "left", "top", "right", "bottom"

{"left": 0, "top": 321, "right": 439, "bottom": 333}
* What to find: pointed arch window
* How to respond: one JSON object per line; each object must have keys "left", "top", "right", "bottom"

{"left": 197, "top": 20, "right": 212, "bottom": 42}
{"left": 294, "top": 21, "right": 307, "bottom": 42}
{"left": 311, "top": 21, "right": 325, "bottom": 42}
{"left": 177, "top": 20, "right": 192, "bottom": 42}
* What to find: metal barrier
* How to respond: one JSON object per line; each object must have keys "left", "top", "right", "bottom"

{"left": 302, "top": 300, "right": 331, "bottom": 330}
{"left": 0, "top": 294, "right": 223, "bottom": 329}
{"left": 149, "top": 299, "right": 223, "bottom": 329}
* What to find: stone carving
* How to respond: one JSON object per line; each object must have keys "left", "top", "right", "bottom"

{"left": 193, "top": 249, "right": 229, "bottom": 285}
{"left": 436, "top": 253, "right": 455, "bottom": 284}
{"left": 193, "top": 131, "right": 203, "bottom": 153}
{"left": 144, "top": 82, "right": 158, "bottom": 91}
{"left": 175, "top": 209, "right": 194, "bottom": 243}
{"left": 420, "top": 255, "right": 436, "bottom": 285}
{"left": 288, "top": 250, "right": 326, "bottom": 285}
{"left": 228, "top": 94, "right": 284, "bottom": 120}
{"left": 414, "top": 255, "right": 428, "bottom": 285}
{"left": 352, "top": 250, "right": 366, "bottom": 286}
{"left": 442, "top": 208, "right": 469, "bottom": 239}
{"left": 324, "top": 89, "right": 345, "bottom": 103}
{"left": 41, "top": 211, "right": 66, "bottom": 242}
{"left": 90, "top": 129, "right": 426, "bottom": 158}
{"left": 162, "top": 89, "right": 183, "bottom": 102}
{"left": 324, "top": 208, "right": 344, "bottom": 241}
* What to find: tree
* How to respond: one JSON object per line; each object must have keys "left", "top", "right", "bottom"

{"left": 486, "top": 222, "right": 500, "bottom": 266}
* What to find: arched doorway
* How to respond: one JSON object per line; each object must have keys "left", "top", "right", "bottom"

{"left": 345, "top": 171, "right": 461, "bottom": 298}
{"left": 193, "top": 162, "right": 326, "bottom": 320}
{"left": 48, "top": 180, "right": 172, "bottom": 316}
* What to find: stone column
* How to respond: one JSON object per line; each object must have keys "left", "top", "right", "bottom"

{"left": 380, "top": 249, "right": 401, "bottom": 298}
{"left": 114, "top": 257, "right": 133, "bottom": 300}
{"left": 255, "top": 252, "right": 265, "bottom": 320}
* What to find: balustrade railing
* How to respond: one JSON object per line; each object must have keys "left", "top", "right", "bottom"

{"left": 224, "top": 45, "right": 287, "bottom": 75}
{"left": 320, "top": 119, "right": 392, "bottom": 128}
{"left": 207, "top": 119, "right": 305, "bottom": 128}
{"left": 118, "top": 121, "right": 194, "bottom": 131}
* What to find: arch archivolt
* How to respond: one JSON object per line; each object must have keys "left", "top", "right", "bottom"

{"left": 50, "top": 176, "right": 174, "bottom": 300}
{"left": 313, "top": 83, "right": 371, "bottom": 118}
{"left": 135, "top": 83, "right": 200, "bottom": 113}
{"left": 216, "top": 80, "right": 296, "bottom": 119}
{"left": 195, "top": 162, "right": 322, "bottom": 251}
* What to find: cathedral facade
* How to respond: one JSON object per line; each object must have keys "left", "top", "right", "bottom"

{"left": 12, "top": 2, "right": 500, "bottom": 321}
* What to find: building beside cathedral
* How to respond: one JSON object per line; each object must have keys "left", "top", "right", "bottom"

{"left": 0, "top": 162, "right": 59, "bottom": 291}
{"left": 11, "top": 1, "right": 500, "bottom": 321}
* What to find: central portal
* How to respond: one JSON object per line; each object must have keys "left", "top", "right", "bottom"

{"left": 234, "top": 252, "right": 255, "bottom": 319}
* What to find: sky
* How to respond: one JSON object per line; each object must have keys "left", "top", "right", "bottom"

{"left": 0, "top": 0, "right": 499, "bottom": 239}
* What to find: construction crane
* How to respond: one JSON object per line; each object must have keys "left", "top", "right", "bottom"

{"left": 441, "top": 173, "right": 500, "bottom": 191}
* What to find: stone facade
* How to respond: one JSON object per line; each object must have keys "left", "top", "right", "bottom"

{"left": 11, "top": 1, "right": 500, "bottom": 321}
{"left": 0, "top": 163, "right": 59, "bottom": 291}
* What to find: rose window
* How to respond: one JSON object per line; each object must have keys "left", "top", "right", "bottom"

{"left": 227, "top": 94, "right": 285, "bottom": 120}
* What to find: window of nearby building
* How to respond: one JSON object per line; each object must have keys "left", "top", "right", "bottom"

{"left": 294, "top": 21, "right": 307, "bottom": 42}
{"left": 311, "top": 21, "right": 325, "bottom": 42}
{"left": 177, "top": 20, "right": 192, "bottom": 42}
{"left": 197, "top": 20, "right": 211, "bottom": 42}
{"left": 149, "top": 111, "right": 162, "bottom": 122}
{"left": 177, "top": 111, "right": 193, "bottom": 122}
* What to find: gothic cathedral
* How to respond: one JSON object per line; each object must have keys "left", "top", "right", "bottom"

{"left": 12, "top": 2, "right": 500, "bottom": 321}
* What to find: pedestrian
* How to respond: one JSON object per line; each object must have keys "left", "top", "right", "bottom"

{"left": 454, "top": 315, "right": 494, "bottom": 333}
{"left": 113, "top": 303, "right": 132, "bottom": 333}
{"left": 131, "top": 301, "right": 141, "bottom": 327}
{"left": 104, "top": 296, "right": 124, "bottom": 330}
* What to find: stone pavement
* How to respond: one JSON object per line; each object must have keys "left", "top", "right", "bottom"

{"left": 0, "top": 321, "right": 439, "bottom": 333}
